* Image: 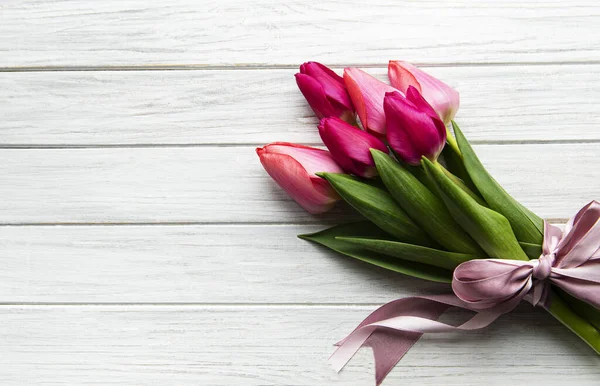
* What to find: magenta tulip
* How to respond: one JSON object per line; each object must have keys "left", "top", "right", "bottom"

{"left": 388, "top": 60, "right": 460, "bottom": 124}
{"left": 318, "top": 117, "right": 388, "bottom": 178}
{"left": 384, "top": 87, "right": 446, "bottom": 166}
{"left": 343, "top": 67, "right": 398, "bottom": 137}
{"left": 256, "top": 142, "right": 343, "bottom": 214}
{"left": 295, "top": 62, "right": 355, "bottom": 122}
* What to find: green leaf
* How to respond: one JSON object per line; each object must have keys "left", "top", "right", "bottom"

{"left": 371, "top": 149, "right": 484, "bottom": 255}
{"left": 519, "top": 241, "right": 542, "bottom": 259}
{"left": 422, "top": 158, "right": 529, "bottom": 261}
{"left": 546, "top": 290, "right": 600, "bottom": 355}
{"left": 453, "top": 121, "right": 543, "bottom": 244}
{"left": 441, "top": 140, "right": 478, "bottom": 193}
{"left": 299, "top": 222, "right": 452, "bottom": 283}
{"left": 557, "top": 289, "right": 600, "bottom": 331}
{"left": 439, "top": 164, "right": 487, "bottom": 206}
{"left": 318, "top": 173, "right": 435, "bottom": 247}
{"left": 390, "top": 150, "right": 439, "bottom": 193}
{"left": 337, "top": 237, "right": 479, "bottom": 270}
{"left": 299, "top": 220, "right": 394, "bottom": 240}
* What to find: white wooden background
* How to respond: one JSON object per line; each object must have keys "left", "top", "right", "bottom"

{"left": 1, "top": 1, "right": 600, "bottom": 385}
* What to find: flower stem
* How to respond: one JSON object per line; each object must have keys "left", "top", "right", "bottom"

{"left": 546, "top": 291, "right": 600, "bottom": 354}
{"left": 446, "top": 127, "right": 461, "bottom": 157}
{"left": 556, "top": 289, "right": 600, "bottom": 331}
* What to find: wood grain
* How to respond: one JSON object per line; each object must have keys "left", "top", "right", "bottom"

{"left": 0, "top": 224, "right": 449, "bottom": 303}
{"left": 1, "top": 1, "right": 600, "bottom": 67}
{"left": 1, "top": 305, "right": 599, "bottom": 385}
{"left": 0, "top": 223, "right": 566, "bottom": 304}
{"left": 2, "top": 1, "right": 600, "bottom": 383}
{"left": 0, "top": 144, "right": 596, "bottom": 224}
{"left": 2, "top": 65, "right": 600, "bottom": 145}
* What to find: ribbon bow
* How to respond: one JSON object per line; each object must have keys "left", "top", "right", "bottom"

{"left": 329, "top": 201, "right": 600, "bottom": 385}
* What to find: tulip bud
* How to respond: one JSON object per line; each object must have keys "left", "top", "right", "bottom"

{"left": 388, "top": 60, "right": 460, "bottom": 124}
{"left": 256, "top": 142, "right": 343, "bottom": 214}
{"left": 384, "top": 87, "right": 446, "bottom": 166}
{"left": 318, "top": 117, "right": 388, "bottom": 178}
{"left": 295, "top": 62, "right": 355, "bottom": 122}
{"left": 343, "top": 67, "right": 398, "bottom": 137}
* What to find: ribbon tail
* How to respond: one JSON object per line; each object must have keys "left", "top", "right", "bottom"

{"left": 367, "top": 330, "right": 421, "bottom": 386}
{"left": 329, "top": 297, "right": 449, "bottom": 374}
{"left": 328, "top": 321, "right": 423, "bottom": 382}
{"left": 334, "top": 330, "right": 422, "bottom": 385}
{"left": 329, "top": 295, "right": 503, "bottom": 384}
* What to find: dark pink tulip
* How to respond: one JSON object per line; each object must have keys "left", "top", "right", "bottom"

{"left": 256, "top": 142, "right": 343, "bottom": 214}
{"left": 384, "top": 87, "right": 447, "bottom": 166}
{"left": 318, "top": 117, "right": 388, "bottom": 178}
{"left": 295, "top": 62, "right": 355, "bottom": 122}
{"left": 343, "top": 67, "right": 398, "bottom": 137}
{"left": 388, "top": 60, "right": 460, "bottom": 124}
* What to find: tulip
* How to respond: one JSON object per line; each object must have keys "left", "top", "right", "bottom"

{"left": 318, "top": 117, "right": 388, "bottom": 178}
{"left": 295, "top": 62, "right": 355, "bottom": 122}
{"left": 384, "top": 87, "right": 446, "bottom": 166}
{"left": 388, "top": 60, "right": 460, "bottom": 125}
{"left": 343, "top": 67, "right": 398, "bottom": 137}
{"left": 256, "top": 142, "right": 343, "bottom": 214}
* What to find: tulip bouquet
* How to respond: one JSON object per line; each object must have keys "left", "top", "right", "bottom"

{"left": 256, "top": 61, "right": 600, "bottom": 384}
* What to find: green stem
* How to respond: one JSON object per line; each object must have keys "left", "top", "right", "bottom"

{"left": 441, "top": 138, "right": 479, "bottom": 193}
{"left": 445, "top": 126, "right": 461, "bottom": 157}
{"left": 557, "top": 289, "right": 600, "bottom": 331}
{"left": 547, "top": 292, "right": 600, "bottom": 354}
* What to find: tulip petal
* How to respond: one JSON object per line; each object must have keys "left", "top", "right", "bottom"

{"left": 303, "top": 61, "right": 345, "bottom": 86}
{"left": 318, "top": 118, "right": 388, "bottom": 177}
{"left": 384, "top": 116, "right": 425, "bottom": 163}
{"left": 406, "top": 87, "right": 447, "bottom": 148}
{"left": 295, "top": 73, "right": 335, "bottom": 118}
{"left": 303, "top": 62, "right": 353, "bottom": 111}
{"left": 257, "top": 148, "right": 339, "bottom": 214}
{"left": 265, "top": 142, "right": 344, "bottom": 175}
{"left": 384, "top": 92, "right": 445, "bottom": 165}
{"left": 344, "top": 68, "right": 397, "bottom": 136}
{"left": 388, "top": 61, "right": 421, "bottom": 93}
{"left": 320, "top": 119, "right": 386, "bottom": 165}
{"left": 406, "top": 86, "right": 440, "bottom": 121}
{"left": 388, "top": 61, "right": 460, "bottom": 124}
{"left": 310, "top": 173, "right": 340, "bottom": 201}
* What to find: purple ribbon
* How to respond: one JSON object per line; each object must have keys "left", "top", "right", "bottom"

{"left": 329, "top": 201, "right": 600, "bottom": 385}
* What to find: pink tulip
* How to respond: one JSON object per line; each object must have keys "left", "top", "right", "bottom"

{"left": 384, "top": 87, "right": 446, "bottom": 166}
{"left": 295, "top": 62, "right": 355, "bottom": 122}
{"left": 256, "top": 142, "right": 343, "bottom": 214}
{"left": 388, "top": 60, "right": 460, "bottom": 124}
{"left": 343, "top": 68, "right": 398, "bottom": 137}
{"left": 318, "top": 117, "right": 388, "bottom": 178}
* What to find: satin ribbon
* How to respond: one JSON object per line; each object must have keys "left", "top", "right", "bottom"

{"left": 329, "top": 201, "right": 600, "bottom": 385}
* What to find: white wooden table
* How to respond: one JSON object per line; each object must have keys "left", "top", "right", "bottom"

{"left": 1, "top": 1, "right": 599, "bottom": 385}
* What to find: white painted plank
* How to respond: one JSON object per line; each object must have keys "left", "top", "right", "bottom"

{"left": 0, "top": 144, "right": 596, "bottom": 224}
{"left": 2, "top": 65, "right": 600, "bottom": 145}
{"left": 0, "top": 224, "right": 448, "bottom": 303}
{"left": 0, "top": 223, "right": 565, "bottom": 303}
{"left": 1, "top": 1, "right": 600, "bottom": 67}
{"left": 1, "top": 305, "right": 598, "bottom": 385}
